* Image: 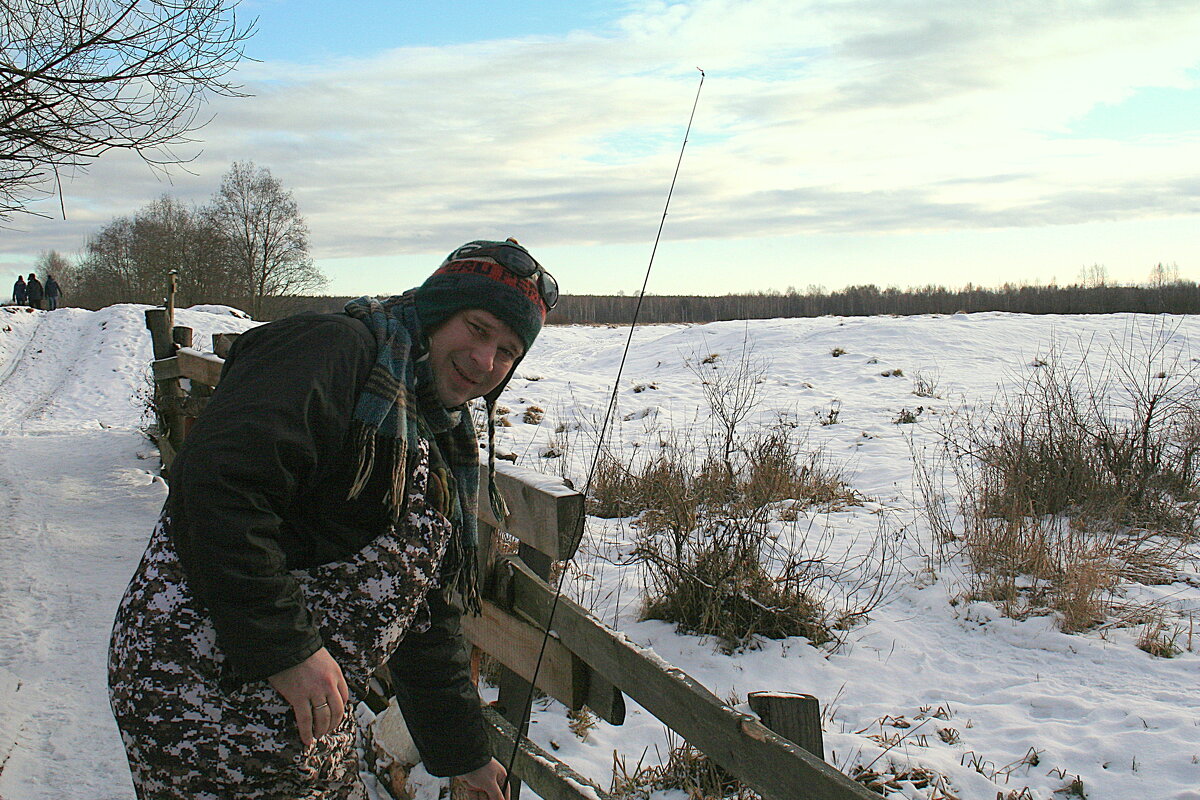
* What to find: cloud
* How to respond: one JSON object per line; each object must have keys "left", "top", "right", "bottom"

{"left": 4, "top": 0, "right": 1199, "bottom": 288}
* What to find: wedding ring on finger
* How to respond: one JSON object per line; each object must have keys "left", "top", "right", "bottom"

{"left": 312, "top": 701, "right": 330, "bottom": 710}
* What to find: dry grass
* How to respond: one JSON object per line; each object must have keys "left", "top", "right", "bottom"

{"left": 610, "top": 736, "right": 759, "bottom": 800}
{"left": 587, "top": 345, "right": 868, "bottom": 652}
{"left": 589, "top": 424, "right": 859, "bottom": 651}
{"left": 636, "top": 519, "right": 833, "bottom": 651}
{"left": 849, "top": 764, "right": 960, "bottom": 799}
{"left": 922, "top": 321, "right": 1200, "bottom": 632}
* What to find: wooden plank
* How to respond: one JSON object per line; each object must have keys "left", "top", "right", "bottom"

{"left": 212, "top": 332, "right": 240, "bottom": 359}
{"left": 500, "top": 554, "right": 877, "bottom": 800}
{"left": 464, "top": 600, "right": 577, "bottom": 704}
{"left": 481, "top": 706, "right": 610, "bottom": 800}
{"left": 152, "top": 356, "right": 182, "bottom": 382}
{"left": 175, "top": 347, "right": 225, "bottom": 387}
{"left": 462, "top": 600, "right": 624, "bottom": 725}
{"left": 477, "top": 461, "right": 584, "bottom": 561}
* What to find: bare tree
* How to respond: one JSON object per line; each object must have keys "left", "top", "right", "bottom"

{"left": 33, "top": 247, "right": 71, "bottom": 277}
{"left": 133, "top": 193, "right": 234, "bottom": 305}
{"left": 72, "top": 192, "right": 234, "bottom": 308}
{"left": 1148, "top": 262, "right": 1181, "bottom": 287}
{"left": 75, "top": 214, "right": 145, "bottom": 305}
{"left": 0, "top": 0, "right": 254, "bottom": 218}
{"left": 208, "top": 161, "right": 326, "bottom": 318}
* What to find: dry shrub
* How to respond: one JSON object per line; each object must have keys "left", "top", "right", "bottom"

{"left": 960, "top": 514, "right": 1121, "bottom": 630}
{"left": 739, "top": 429, "right": 859, "bottom": 511}
{"left": 636, "top": 517, "right": 832, "bottom": 652}
{"left": 597, "top": 427, "right": 856, "bottom": 649}
{"left": 969, "top": 327, "right": 1200, "bottom": 530}
{"left": 589, "top": 344, "right": 865, "bottom": 651}
{"left": 588, "top": 447, "right": 698, "bottom": 534}
{"left": 610, "top": 737, "right": 758, "bottom": 800}
{"left": 591, "top": 428, "right": 857, "bottom": 522}
{"left": 930, "top": 321, "right": 1200, "bottom": 632}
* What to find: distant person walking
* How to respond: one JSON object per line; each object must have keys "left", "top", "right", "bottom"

{"left": 12, "top": 275, "right": 27, "bottom": 305}
{"left": 45, "top": 274, "right": 62, "bottom": 310}
{"left": 25, "top": 273, "right": 44, "bottom": 310}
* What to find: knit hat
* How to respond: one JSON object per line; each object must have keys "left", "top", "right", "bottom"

{"left": 414, "top": 238, "right": 547, "bottom": 356}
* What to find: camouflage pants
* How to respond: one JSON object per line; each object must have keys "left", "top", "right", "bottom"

{"left": 109, "top": 440, "right": 452, "bottom": 799}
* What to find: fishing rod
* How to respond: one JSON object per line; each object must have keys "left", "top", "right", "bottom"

{"left": 504, "top": 66, "right": 706, "bottom": 792}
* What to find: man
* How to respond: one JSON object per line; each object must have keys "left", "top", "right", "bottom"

{"left": 25, "top": 273, "right": 43, "bottom": 310}
{"left": 45, "top": 273, "right": 62, "bottom": 310}
{"left": 12, "top": 274, "right": 27, "bottom": 305}
{"left": 109, "top": 239, "right": 558, "bottom": 799}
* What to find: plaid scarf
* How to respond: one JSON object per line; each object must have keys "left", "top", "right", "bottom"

{"left": 343, "top": 292, "right": 481, "bottom": 611}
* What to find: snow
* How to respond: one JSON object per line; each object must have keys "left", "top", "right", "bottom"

{"left": 1, "top": 304, "right": 1198, "bottom": 799}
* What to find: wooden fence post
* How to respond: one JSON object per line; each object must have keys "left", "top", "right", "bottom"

{"left": 494, "top": 541, "right": 554, "bottom": 800}
{"left": 748, "top": 691, "right": 824, "bottom": 760}
{"left": 172, "top": 326, "right": 193, "bottom": 349}
{"left": 144, "top": 308, "right": 186, "bottom": 463}
{"left": 166, "top": 270, "right": 178, "bottom": 327}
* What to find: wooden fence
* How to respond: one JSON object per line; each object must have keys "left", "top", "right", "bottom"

{"left": 145, "top": 305, "right": 876, "bottom": 800}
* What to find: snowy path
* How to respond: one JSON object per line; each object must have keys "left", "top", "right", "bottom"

{"left": 0, "top": 306, "right": 240, "bottom": 799}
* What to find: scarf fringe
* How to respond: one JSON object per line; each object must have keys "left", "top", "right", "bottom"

{"left": 487, "top": 408, "right": 509, "bottom": 523}
{"left": 347, "top": 421, "right": 377, "bottom": 501}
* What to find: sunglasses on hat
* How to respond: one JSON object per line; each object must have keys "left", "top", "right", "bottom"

{"left": 447, "top": 240, "right": 559, "bottom": 310}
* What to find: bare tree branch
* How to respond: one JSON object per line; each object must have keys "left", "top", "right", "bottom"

{"left": 0, "top": 0, "right": 255, "bottom": 218}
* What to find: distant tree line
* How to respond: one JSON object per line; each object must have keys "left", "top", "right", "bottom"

{"left": 546, "top": 275, "right": 1200, "bottom": 325}
{"left": 53, "top": 161, "right": 325, "bottom": 318}
{"left": 235, "top": 273, "right": 1199, "bottom": 324}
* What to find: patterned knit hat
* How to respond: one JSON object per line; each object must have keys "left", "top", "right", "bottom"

{"left": 414, "top": 238, "right": 547, "bottom": 356}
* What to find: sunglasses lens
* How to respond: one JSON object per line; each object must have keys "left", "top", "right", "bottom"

{"left": 497, "top": 246, "right": 538, "bottom": 278}
{"left": 539, "top": 271, "right": 559, "bottom": 309}
{"left": 450, "top": 240, "right": 556, "bottom": 307}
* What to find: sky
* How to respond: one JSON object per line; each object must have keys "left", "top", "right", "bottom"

{"left": 3, "top": 0, "right": 1200, "bottom": 297}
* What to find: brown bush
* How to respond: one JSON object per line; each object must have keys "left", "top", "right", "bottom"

{"left": 929, "top": 322, "right": 1200, "bottom": 631}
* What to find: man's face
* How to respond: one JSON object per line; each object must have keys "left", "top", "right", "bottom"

{"left": 427, "top": 308, "right": 524, "bottom": 407}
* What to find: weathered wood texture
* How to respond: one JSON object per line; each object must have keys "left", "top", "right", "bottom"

{"left": 144, "top": 308, "right": 185, "bottom": 456}
{"left": 749, "top": 691, "right": 825, "bottom": 760}
{"left": 175, "top": 348, "right": 224, "bottom": 387}
{"left": 144, "top": 308, "right": 175, "bottom": 360}
{"left": 477, "top": 461, "right": 584, "bottom": 561}
{"left": 462, "top": 601, "right": 624, "bottom": 726}
{"left": 212, "top": 332, "right": 240, "bottom": 359}
{"left": 152, "top": 348, "right": 225, "bottom": 388}
{"left": 480, "top": 707, "right": 610, "bottom": 800}
{"left": 499, "top": 554, "right": 876, "bottom": 800}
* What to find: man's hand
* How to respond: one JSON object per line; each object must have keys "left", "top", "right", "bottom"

{"left": 457, "top": 758, "right": 510, "bottom": 800}
{"left": 267, "top": 647, "right": 351, "bottom": 747}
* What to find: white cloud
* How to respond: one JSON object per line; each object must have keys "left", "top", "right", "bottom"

{"left": 5, "top": 0, "right": 1199, "bottom": 291}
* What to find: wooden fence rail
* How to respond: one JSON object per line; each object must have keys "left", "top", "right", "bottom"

{"left": 145, "top": 308, "right": 875, "bottom": 800}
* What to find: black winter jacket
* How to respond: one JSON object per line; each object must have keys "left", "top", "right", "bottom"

{"left": 166, "top": 312, "right": 491, "bottom": 777}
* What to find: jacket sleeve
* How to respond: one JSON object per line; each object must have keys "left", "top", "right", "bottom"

{"left": 168, "top": 314, "right": 372, "bottom": 683}
{"left": 388, "top": 590, "right": 493, "bottom": 777}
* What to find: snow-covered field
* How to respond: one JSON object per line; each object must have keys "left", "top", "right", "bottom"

{"left": 0, "top": 303, "right": 1197, "bottom": 800}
